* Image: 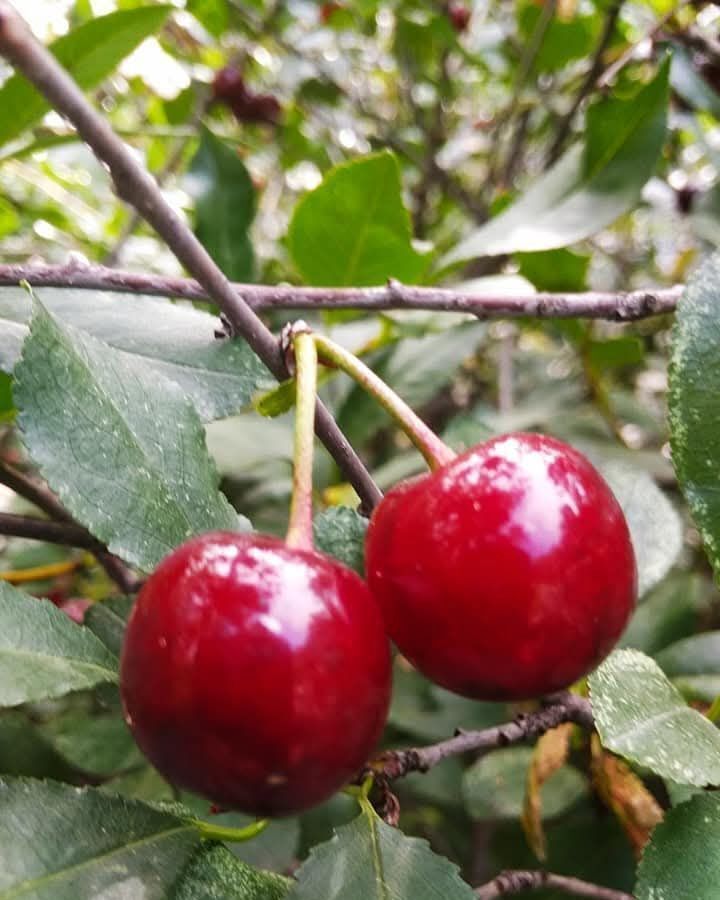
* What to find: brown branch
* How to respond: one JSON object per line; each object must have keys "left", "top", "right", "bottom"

{"left": 0, "top": 511, "right": 104, "bottom": 551}
{"left": 546, "top": 0, "right": 624, "bottom": 166}
{"left": 0, "top": 459, "right": 140, "bottom": 593}
{"left": 0, "top": 262, "right": 682, "bottom": 321}
{"left": 375, "top": 692, "right": 593, "bottom": 779}
{"left": 475, "top": 870, "right": 634, "bottom": 900}
{"left": 0, "top": 2, "right": 381, "bottom": 512}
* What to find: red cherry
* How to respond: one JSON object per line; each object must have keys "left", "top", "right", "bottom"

{"left": 120, "top": 531, "right": 391, "bottom": 816}
{"left": 212, "top": 66, "right": 247, "bottom": 103}
{"left": 233, "top": 93, "right": 282, "bottom": 125}
{"left": 366, "top": 433, "right": 636, "bottom": 701}
{"left": 447, "top": 2, "right": 471, "bottom": 32}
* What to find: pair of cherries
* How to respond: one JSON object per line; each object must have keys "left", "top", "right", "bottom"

{"left": 120, "top": 433, "right": 636, "bottom": 816}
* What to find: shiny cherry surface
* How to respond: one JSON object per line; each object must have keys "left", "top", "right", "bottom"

{"left": 120, "top": 532, "right": 391, "bottom": 816}
{"left": 366, "top": 433, "right": 636, "bottom": 701}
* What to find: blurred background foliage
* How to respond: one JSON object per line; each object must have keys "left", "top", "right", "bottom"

{"left": 2, "top": 0, "right": 720, "bottom": 895}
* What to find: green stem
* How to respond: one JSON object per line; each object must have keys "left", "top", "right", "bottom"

{"left": 190, "top": 817, "right": 270, "bottom": 843}
{"left": 312, "top": 333, "right": 455, "bottom": 471}
{"left": 285, "top": 330, "right": 318, "bottom": 550}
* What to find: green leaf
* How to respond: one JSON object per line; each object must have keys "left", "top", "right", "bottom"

{"left": 671, "top": 48, "right": 720, "bottom": 119}
{"left": 0, "top": 714, "right": 82, "bottom": 783}
{"left": 636, "top": 793, "right": 720, "bottom": 900}
{"left": 0, "top": 287, "right": 271, "bottom": 422}
{"left": 516, "top": 248, "right": 590, "bottom": 292}
{"left": 621, "top": 573, "right": 710, "bottom": 655}
{"left": 288, "top": 151, "right": 426, "bottom": 286}
{"left": 40, "top": 713, "right": 143, "bottom": 776}
{"left": 462, "top": 746, "right": 586, "bottom": 821}
{"left": 175, "top": 843, "right": 289, "bottom": 899}
{"left": 84, "top": 596, "right": 135, "bottom": 658}
{"left": 586, "top": 336, "right": 644, "bottom": 370}
{"left": 0, "top": 581, "right": 117, "bottom": 708}
{"left": 655, "top": 631, "right": 720, "bottom": 679}
{"left": 669, "top": 252, "right": 720, "bottom": 582}
{"left": 0, "top": 777, "right": 200, "bottom": 899}
{"left": 287, "top": 805, "right": 476, "bottom": 900}
{"left": 189, "top": 127, "right": 256, "bottom": 282}
{"left": 589, "top": 649, "right": 720, "bottom": 786}
{"left": 0, "top": 7, "right": 172, "bottom": 149}
{"left": 14, "top": 301, "right": 241, "bottom": 572}
{"left": 187, "top": 0, "right": 229, "bottom": 36}
{"left": 313, "top": 507, "right": 367, "bottom": 575}
{"left": 600, "top": 462, "right": 683, "bottom": 597}
{"left": 517, "top": 3, "right": 597, "bottom": 73}
{"left": 442, "top": 58, "right": 670, "bottom": 263}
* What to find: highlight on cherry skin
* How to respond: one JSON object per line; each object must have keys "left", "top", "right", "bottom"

{"left": 365, "top": 432, "right": 637, "bottom": 702}
{"left": 119, "top": 531, "right": 392, "bottom": 817}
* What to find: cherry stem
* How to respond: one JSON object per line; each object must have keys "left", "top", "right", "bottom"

{"left": 190, "top": 817, "right": 269, "bottom": 843}
{"left": 285, "top": 329, "right": 318, "bottom": 551}
{"left": 311, "top": 333, "right": 456, "bottom": 471}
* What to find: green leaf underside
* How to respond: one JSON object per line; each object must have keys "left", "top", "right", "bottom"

{"left": 589, "top": 649, "right": 720, "bottom": 786}
{"left": 442, "top": 58, "right": 670, "bottom": 263}
{"left": 173, "top": 843, "right": 290, "bottom": 900}
{"left": 0, "top": 7, "right": 172, "bottom": 149}
{"left": 655, "top": 631, "right": 720, "bottom": 678}
{"left": 313, "top": 507, "right": 368, "bottom": 575}
{"left": 190, "top": 128, "right": 256, "bottom": 282}
{"left": 0, "top": 581, "right": 117, "bottom": 708}
{"left": 0, "top": 778, "right": 199, "bottom": 899}
{"left": 600, "top": 462, "right": 683, "bottom": 597}
{"left": 14, "top": 301, "right": 240, "bottom": 572}
{"left": 83, "top": 596, "right": 135, "bottom": 658}
{"left": 0, "top": 287, "right": 271, "bottom": 422}
{"left": 287, "top": 805, "right": 476, "bottom": 900}
{"left": 288, "top": 151, "right": 425, "bottom": 286}
{"left": 636, "top": 794, "right": 720, "bottom": 900}
{"left": 669, "top": 252, "right": 720, "bottom": 582}
{"left": 462, "top": 747, "right": 586, "bottom": 821}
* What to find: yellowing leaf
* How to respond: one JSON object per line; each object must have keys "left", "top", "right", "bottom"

{"left": 521, "top": 723, "right": 573, "bottom": 860}
{"left": 590, "top": 734, "right": 663, "bottom": 857}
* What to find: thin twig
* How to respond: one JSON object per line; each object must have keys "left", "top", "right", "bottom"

{"left": 485, "top": 0, "right": 557, "bottom": 192}
{"left": 0, "top": 2, "right": 381, "bottom": 512}
{"left": 375, "top": 692, "right": 593, "bottom": 778}
{"left": 0, "top": 511, "right": 103, "bottom": 551}
{"left": 0, "top": 459, "right": 140, "bottom": 592}
{"left": 546, "top": 0, "right": 624, "bottom": 165}
{"left": 0, "top": 262, "right": 683, "bottom": 321}
{"left": 475, "top": 870, "right": 634, "bottom": 900}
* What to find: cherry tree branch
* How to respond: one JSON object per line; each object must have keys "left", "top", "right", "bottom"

{"left": 475, "top": 870, "right": 634, "bottom": 900}
{"left": 0, "top": 459, "right": 140, "bottom": 592}
{"left": 375, "top": 692, "right": 593, "bottom": 778}
{"left": 0, "top": 2, "right": 381, "bottom": 512}
{"left": 0, "top": 262, "right": 682, "bottom": 321}
{"left": 0, "top": 511, "right": 104, "bottom": 552}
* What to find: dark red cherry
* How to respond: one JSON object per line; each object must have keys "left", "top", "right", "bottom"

{"left": 120, "top": 532, "right": 391, "bottom": 816}
{"left": 366, "top": 433, "right": 636, "bottom": 701}
{"left": 447, "top": 2, "right": 471, "bottom": 32}
{"left": 212, "top": 66, "right": 247, "bottom": 103}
